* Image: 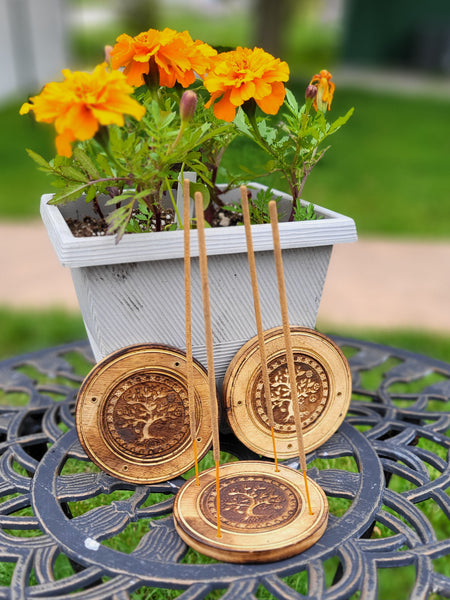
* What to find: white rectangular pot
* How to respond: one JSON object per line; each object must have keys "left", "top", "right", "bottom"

{"left": 41, "top": 183, "right": 357, "bottom": 390}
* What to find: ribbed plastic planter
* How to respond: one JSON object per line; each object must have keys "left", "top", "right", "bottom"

{"left": 41, "top": 183, "right": 357, "bottom": 390}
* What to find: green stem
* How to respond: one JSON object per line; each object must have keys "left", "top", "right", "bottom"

{"left": 167, "top": 123, "right": 186, "bottom": 155}
{"left": 165, "top": 177, "right": 182, "bottom": 228}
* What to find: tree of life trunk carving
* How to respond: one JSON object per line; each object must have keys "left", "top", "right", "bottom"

{"left": 223, "top": 484, "right": 285, "bottom": 522}
{"left": 119, "top": 385, "right": 183, "bottom": 443}
{"left": 270, "top": 366, "right": 319, "bottom": 424}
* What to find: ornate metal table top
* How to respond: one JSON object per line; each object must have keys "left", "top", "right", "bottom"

{"left": 0, "top": 337, "right": 448, "bottom": 599}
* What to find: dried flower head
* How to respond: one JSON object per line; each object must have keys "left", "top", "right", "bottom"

{"left": 20, "top": 63, "right": 145, "bottom": 157}
{"left": 309, "top": 69, "right": 335, "bottom": 112}
{"left": 111, "top": 27, "right": 217, "bottom": 88}
{"left": 203, "top": 46, "right": 289, "bottom": 122}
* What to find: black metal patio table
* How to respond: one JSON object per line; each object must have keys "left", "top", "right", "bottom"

{"left": 0, "top": 337, "right": 448, "bottom": 600}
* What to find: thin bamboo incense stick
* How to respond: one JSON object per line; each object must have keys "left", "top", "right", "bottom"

{"left": 240, "top": 186, "right": 279, "bottom": 471}
{"left": 268, "top": 200, "right": 313, "bottom": 515}
{"left": 194, "top": 191, "right": 222, "bottom": 537}
{"left": 183, "top": 179, "right": 199, "bottom": 486}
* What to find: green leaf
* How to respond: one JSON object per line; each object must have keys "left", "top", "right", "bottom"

{"left": 285, "top": 88, "right": 299, "bottom": 114}
{"left": 58, "top": 165, "right": 88, "bottom": 183}
{"left": 96, "top": 153, "right": 114, "bottom": 177}
{"left": 73, "top": 147, "right": 100, "bottom": 179}
{"left": 258, "top": 121, "right": 277, "bottom": 145}
{"left": 84, "top": 185, "right": 97, "bottom": 203}
{"left": 48, "top": 183, "right": 89, "bottom": 205}
{"left": 233, "top": 109, "right": 251, "bottom": 136}
{"left": 104, "top": 191, "right": 134, "bottom": 206}
{"left": 106, "top": 201, "right": 135, "bottom": 242}
{"left": 189, "top": 182, "right": 210, "bottom": 209}
{"left": 25, "top": 149, "right": 51, "bottom": 171}
{"left": 327, "top": 107, "right": 355, "bottom": 135}
{"left": 52, "top": 154, "right": 69, "bottom": 169}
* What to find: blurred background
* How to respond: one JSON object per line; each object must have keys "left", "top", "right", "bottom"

{"left": 1, "top": 0, "right": 450, "bottom": 365}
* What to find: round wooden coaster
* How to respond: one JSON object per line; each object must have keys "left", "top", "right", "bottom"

{"left": 173, "top": 461, "right": 328, "bottom": 563}
{"left": 223, "top": 327, "right": 352, "bottom": 459}
{"left": 76, "top": 344, "right": 212, "bottom": 484}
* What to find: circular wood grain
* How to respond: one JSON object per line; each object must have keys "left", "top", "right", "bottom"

{"left": 223, "top": 327, "right": 352, "bottom": 459}
{"left": 76, "top": 344, "right": 212, "bottom": 483}
{"left": 173, "top": 461, "right": 328, "bottom": 563}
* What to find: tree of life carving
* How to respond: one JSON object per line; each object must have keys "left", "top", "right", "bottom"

{"left": 104, "top": 373, "right": 190, "bottom": 458}
{"left": 203, "top": 476, "right": 299, "bottom": 531}
{"left": 253, "top": 355, "right": 329, "bottom": 432}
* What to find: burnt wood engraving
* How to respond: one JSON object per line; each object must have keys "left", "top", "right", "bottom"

{"left": 201, "top": 474, "right": 301, "bottom": 531}
{"left": 252, "top": 354, "right": 329, "bottom": 432}
{"left": 223, "top": 327, "right": 352, "bottom": 458}
{"left": 76, "top": 344, "right": 212, "bottom": 483}
{"left": 173, "top": 461, "right": 328, "bottom": 563}
{"left": 104, "top": 371, "right": 192, "bottom": 458}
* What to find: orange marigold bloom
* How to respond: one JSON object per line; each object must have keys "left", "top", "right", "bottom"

{"left": 20, "top": 63, "right": 145, "bottom": 157}
{"left": 309, "top": 69, "right": 335, "bottom": 112}
{"left": 111, "top": 27, "right": 217, "bottom": 88}
{"left": 203, "top": 46, "right": 289, "bottom": 122}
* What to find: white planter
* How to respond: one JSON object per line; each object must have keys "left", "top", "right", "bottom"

{"left": 41, "top": 183, "right": 357, "bottom": 391}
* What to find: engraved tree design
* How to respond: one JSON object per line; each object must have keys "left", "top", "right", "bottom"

{"left": 270, "top": 364, "right": 321, "bottom": 424}
{"left": 116, "top": 384, "right": 185, "bottom": 443}
{"left": 222, "top": 483, "right": 286, "bottom": 523}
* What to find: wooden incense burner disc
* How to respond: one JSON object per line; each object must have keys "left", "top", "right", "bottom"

{"left": 76, "top": 344, "right": 212, "bottom": 484}
{"left": 223, "top": 327, "right": 352, "bottom": 459}
{"left": 173, "top": 460, "right": 328, "bottom": 563}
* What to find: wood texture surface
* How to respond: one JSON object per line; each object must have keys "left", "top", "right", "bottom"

{"left": 173, "top": 461, "right": 328, "bottom": 563}
{"left": 223, "top": 327, "right": 352, "bottom": 459}
{"left": 76, "top": 344, "right": 212, "bottom": 483}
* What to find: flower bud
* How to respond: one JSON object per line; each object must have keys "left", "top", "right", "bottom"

{"left": 180, "top": 90, "right": 198, "bottom": 123}
{"left": 305, "top": 84, "right": 317, "bottom": 100}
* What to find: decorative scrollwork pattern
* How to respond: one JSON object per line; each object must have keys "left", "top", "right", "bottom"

{"left": 0, "top": 338, "right": 448, "bottom": 599}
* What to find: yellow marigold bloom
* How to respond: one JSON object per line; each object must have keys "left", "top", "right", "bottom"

{"left": 20, "top": 63, "right": 145, "bottom": 157}
{"left": 203, "top": 46, "right": 289, "bottom": 122}
{"left": 309, "top": 69, "right": 335, "bottom": 112}
{"left": 111, "top": 27, "right": 217, "bottom": 88}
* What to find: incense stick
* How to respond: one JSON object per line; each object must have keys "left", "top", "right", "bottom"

{"left": 194, "top": 191, "right": 222, "bottom": 537}
{"left": 240, "top": 186, "right": 279, "bottom": 471}
{"left": 183, "top": 179, "right": 199, "bottom": 485}
{"left": 268, "top": 200, "right": 313, "bottom": 515}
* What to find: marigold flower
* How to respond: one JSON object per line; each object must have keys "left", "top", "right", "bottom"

{"left": 111, "top": 27, "right": 217, "bottom": 88}
{"left": 203, "top": 46, "right": 289, "bottom": 122}
{"left": 309, "top": 69, "right": 335, "bottom": 112}
{"left": 20, "top": 63, "right": 145, "bottom": 157}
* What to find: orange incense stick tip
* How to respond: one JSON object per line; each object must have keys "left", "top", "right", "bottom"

{"left": 270, "top": 427, "right": 279, "bottom": 472}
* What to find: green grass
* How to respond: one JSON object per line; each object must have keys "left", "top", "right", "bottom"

{"left": 0, "top": 101, "right": 54, "bottom": 220}
{"left": 1, "top": 305, "right": 450, "bottom": 365}
{"left": 0, "top": 306, "right": 86, "bottom": 360}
